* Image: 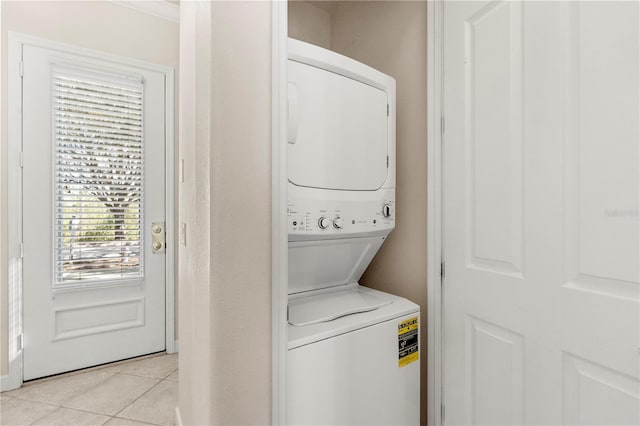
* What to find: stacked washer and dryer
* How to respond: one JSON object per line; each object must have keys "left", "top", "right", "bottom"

{"left": 285, "top": 39, "right": 420, "bottom": 425}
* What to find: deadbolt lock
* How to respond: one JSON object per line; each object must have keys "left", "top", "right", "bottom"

{"left": 152, "top": 222, "right": 165, "bottom": 254}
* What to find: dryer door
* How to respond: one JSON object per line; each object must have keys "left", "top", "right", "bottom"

{"left": 288, "top": 60, "right": 389, "bottom": 191}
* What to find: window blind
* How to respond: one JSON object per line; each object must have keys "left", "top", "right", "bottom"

{"left": 54, "top": 66, "right": 145, "bottom": 285}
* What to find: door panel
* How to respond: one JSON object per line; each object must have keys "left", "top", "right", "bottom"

{"left": 466, "top": 316, "right": 524, "bottom": 426}
{"left": 444, "top": 2, "right": 639, "bottom": 425}
{"left": 564, "top": 1, "right": 639, "bottom": 297}
{"left": 22, "top": 44, "right": 166, "bottom": 380}
{"left": 464, "top": 0, "right": 524, "bottom": 276}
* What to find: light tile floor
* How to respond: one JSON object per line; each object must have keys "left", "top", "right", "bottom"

{"left": 1, "top": 353, "right": 178, "bottom": 426}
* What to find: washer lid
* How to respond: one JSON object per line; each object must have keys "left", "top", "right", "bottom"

{"left": 288, "top": 236, "right": 386, "bottom": 295}
{"left": 288, "top": 287, "right": 392, "bottom": 327}
{"left": 287, "top": 285, "right": 420, "bottom": 350}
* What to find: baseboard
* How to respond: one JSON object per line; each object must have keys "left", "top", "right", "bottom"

{"left": 0, "top": 356, "right": 23, "bottom": 392}
{"left": 0, "top": 371, "right": 20, "bottom": 392}
{"left": 175, "top": 406, "right": 184, "bottom": 426}
{"left": 167, "top": 339, "right": 179, "bottom": 354}
{"left": 0, "top": 374, "right": 9, "bottom": 391}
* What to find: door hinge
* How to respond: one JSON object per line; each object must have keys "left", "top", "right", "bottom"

{"left": 17, "top": 333, "right": 23, "bottom": 352}
{"left": 440, "top": 261, "right": 445, "bottom": 279}
{"left": 441, "top": 116, "right": 445, "bottom": 135}
{"left": 386, "top": 155, "right": 389, "bottom": 168}
{"left": 19, "top": 242, "right": 24, "bottom": 259}
{"left": 19, "top": 151, "right": 24, "bottom": 168}
{"left": 19, "top": 61, "right": 24, "bottom": 77}
{"left": 387, "top": 104, "right": 390, "bottom": 116}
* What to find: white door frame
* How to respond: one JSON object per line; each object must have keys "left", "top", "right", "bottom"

{"left": 426, "top": 1, "right": 444, "bottom": 425}
{"left": 271, "top": 2, "right": 288, "bottom": 425}
{"left": 2, "top": 32, "right": 176, "bottom": 391}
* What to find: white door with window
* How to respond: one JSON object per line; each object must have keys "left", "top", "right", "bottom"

{"left": 21, "top": 43, "right": 167, "bottom": 380}
{"left": 443, "top": 1, "right": 638, "bottom": 424}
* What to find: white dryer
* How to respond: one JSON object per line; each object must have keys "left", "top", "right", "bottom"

{"left": 286, "top": 39, "right": 420, "bottom": 426}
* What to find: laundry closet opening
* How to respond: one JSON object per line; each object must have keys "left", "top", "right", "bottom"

{"left": 286, "top": 2, "right": 429, "bottom": 424}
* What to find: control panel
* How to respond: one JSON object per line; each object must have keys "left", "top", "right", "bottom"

{"left": 288, "top": 198, "right": 395, "bottom": 239}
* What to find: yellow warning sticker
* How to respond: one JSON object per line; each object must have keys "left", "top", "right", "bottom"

{"left": 398, "top": 316, "right": 419, "bottom": 367}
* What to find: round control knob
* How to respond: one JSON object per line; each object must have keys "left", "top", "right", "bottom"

{"left": 318, "top": 217, "right": 330, "bottom": 230}
{"left": 382, "top": 204, "right": 392, "bottom": 218}
{"left": 332, "top": 217, "right": 344, "bottom": 229}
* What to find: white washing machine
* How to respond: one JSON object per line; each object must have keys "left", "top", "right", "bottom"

{"left": 286, "top": 39, "right": 420, "bottom": 426}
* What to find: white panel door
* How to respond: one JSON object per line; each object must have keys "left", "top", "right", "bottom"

{"left": 288, "top": 60, "right": 389, "bottom": 191}
{"left": 21, "top": 44, "right": 166, "bottom": 380}
{"left": 443, "top": 2, "right": 639, "bottom": 425}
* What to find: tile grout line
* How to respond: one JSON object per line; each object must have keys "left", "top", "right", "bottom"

{"left": 14, "top": 375, "right": 172, "bottom": 421}
{"left": 109, "top": 415, "right": 162, "bottom": 426}
{"left": 112, "top": 368, "right": 177, "bottom": 381}
{"left": 163, "top": 367, "right": 178, "bottom": 380}
{"left": 105, "top": 414, "right": 160, "bottom": 426}
{"left": 18, "top": 403, "right": 114, "bottom": 425}
{"left": 11, "top": 351, "right": 168, "bottom": 390}
{"left": 112, "top": 377, "right": 164, "bottom": 419}
{"left": 7, "top": 355, "right": 176, "bottom": 426}
{"left": 51, "top": 367, "right": 175, "bottom": 410}
{"left": 9, "top": 369, "right": 117, "bottom": 406}
{"left": 9, "top": 397, "right": 60, "bottom": 409}
{"left": 9, "top": 384, "right": 169, "bottom": 426}
{"left": 24, "top": 403, "right": 61, "bottom": 426}
{"left": 41, "top": 404, "right": 118, "bottom": 419}
{"left": 59, "top": 370, "right": 175, "bottom": 418}
{"left": 110, "top": 374, "right": 177, "bottom": 425}
{"left": 61, "top": 370, "right": 119, "bottom": 408}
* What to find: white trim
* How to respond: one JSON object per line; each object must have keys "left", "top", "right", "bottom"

{"left": 3, "top": 32, "right": 177, "bottom": 391}
{"left": 1, "top": 374, "right": 11, "bottom": 389}
{"left": 5, "top": 32, "right": 25, "bottom": 392}
{"left": 0, "top": 370, "right": 20, "bottom": 391}
{"left": 165, "top": 66, "right": 177, "bottom": 354}
{"left": 9, "top": 32, "right": 176, "bottom": 74}
{"left": 271, "top": 1, "right": 288, "bottom": 425}
{"left": 175, "top": 406, "right": 184, "bottom": 426}
{"left": 427, "top": 1, "right": 444, "bottom": 425}
{"left": 111, "top": 1, "right": 179, "bottom": 23}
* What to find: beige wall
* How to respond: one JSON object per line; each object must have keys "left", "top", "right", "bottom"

{"left": 0, "top": 1, "right": 179, "bottom": 376}
{"left": 289, "top": 1, "right": 429, "bottom": 423}
{"left": 288, "top": 1, "right": 331, "bottom": 49}
{"left": 331, "top": 2, "right": 429, "bottom": 422}
{"left": 178, "top": 1, "right": 272, "bottom": 424}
